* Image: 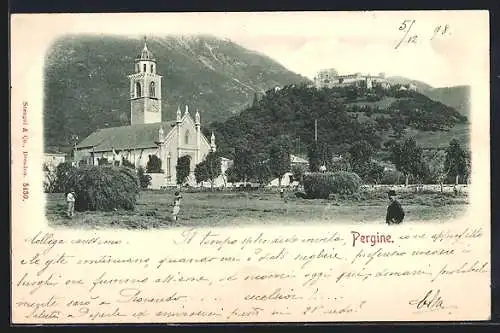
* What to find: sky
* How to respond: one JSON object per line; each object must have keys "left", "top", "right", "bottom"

{"left": 12, "top": 11, "right": 489, "bottom": 87}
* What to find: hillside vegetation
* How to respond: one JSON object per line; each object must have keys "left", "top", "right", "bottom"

{"left": 386, "top": 77, "right": 470, "bottom": 116}
{"left": 204, "top": 83, "right": 469, "bottom": 161}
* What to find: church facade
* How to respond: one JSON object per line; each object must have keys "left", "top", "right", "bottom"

{"left": 74, "top": 39, "right": 216, "bottom": 186}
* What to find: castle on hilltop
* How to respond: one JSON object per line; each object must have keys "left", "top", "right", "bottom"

{"left": 313, "top": 69, "right": 391, "bottom": 90}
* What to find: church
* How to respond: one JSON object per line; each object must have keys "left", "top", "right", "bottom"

{"left": 74, "top": 39, "right": 216, "bottom": 186}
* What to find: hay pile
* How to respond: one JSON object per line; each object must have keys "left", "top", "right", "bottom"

{"left": 64, "top": 165, "right": 140, "bottom": 211}
{"left": 303, "top": 171, "right": 362, "bottom": 199}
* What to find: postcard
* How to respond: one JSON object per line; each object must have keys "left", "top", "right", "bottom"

{"left": 10, "top": 11, "right": 490, "bottom": 323}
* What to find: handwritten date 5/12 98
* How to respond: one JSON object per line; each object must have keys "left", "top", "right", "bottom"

{"left": 395, "top": 19, "right": 451, "bottom": 49}
{"left": 408, "top": 289, "right": 456, "bottom": 313}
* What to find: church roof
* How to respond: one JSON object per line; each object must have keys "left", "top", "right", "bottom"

{"left": 76, "top": 120, "right": 177, "bottom": 152}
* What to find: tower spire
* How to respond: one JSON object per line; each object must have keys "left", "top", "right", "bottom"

{"left": 176, "top": 105, "right": 182, "bottom": 123}
{"left": 195, "top": 109, "right": 200, "bottom": 125}
{"left": 140, "top": 36, "right": 154, "bottom": 60}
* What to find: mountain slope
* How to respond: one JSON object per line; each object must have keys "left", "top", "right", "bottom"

{"left": 424, "top": 85, "right": 470, "bottom": 117}
{"left": 43, "top": 34, "right": 309, "bottom": 149}
{"left": 386, "top": 76, "right": 470, "bottom": 116}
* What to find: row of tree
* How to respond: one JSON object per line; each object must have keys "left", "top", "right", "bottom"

{"left": 313, "top": 137, "right": 469, "bottom": 187}
{"left": 44, "top": 136, "right": 469, "bottom": 193}
{"left": 179, "top": 135, "right": 470, "bottom": 190}
{"left": 137, "top": 135, "right": 471, "bottom": 190}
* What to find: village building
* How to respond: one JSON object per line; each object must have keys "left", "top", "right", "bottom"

{"left": 74, "top": 39, "right": 216, "bottom": 187}
{"left": 43, "top": 152, "right": 67, "bottom": 170}
{"left": 313, "top": 69, "right": 391, "bottom": 90}
{"left": 267, "top": 154, "right": 309, "bottom": 187}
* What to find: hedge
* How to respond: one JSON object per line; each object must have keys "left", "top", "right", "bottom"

{"left": 303, "top": 172, "right": 362, "bottom": 199}
{"left": 64, "top": 165, "right": 140, "bottom": 211}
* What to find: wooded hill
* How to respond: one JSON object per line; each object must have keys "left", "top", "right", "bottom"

{"left": 203, "top": 83, "right": 469, "bottom": 162}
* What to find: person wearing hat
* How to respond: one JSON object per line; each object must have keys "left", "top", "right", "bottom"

{"left": 386, "top": 189, "right": 405, "bottom": 225}
{"left": 172, "top": 191, "right": 183, "bottom": 222}
{"left": 66, "top": 188, "right": 76, "bottom": 218}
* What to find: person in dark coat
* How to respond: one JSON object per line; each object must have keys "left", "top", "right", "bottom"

{"left": 386, "top": 190, "right": 405, "bottom": 224}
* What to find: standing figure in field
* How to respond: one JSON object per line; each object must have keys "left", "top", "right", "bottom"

{"left": 280, "top": 187, "right": 289, "bottom": 203}
{"left": 66, "top": 189, "right": 76, "bottom": 218}
{"left": 172, "top": 191, "right": 183, "bottom": 222}
{"left": 386, "top": 190, "right": 405, "bottom": 225}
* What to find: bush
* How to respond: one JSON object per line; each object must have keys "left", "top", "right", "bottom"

{"left": 380, "top": 169, "right": 405, "bottom": 185}
{"left": 146, "top": 155, "right": 162, "bottom": 173}
{"left": 137, "top": 166, "right": 152, "bottom": 189}
{"left": 176, "top": 155, "right": 191, "bottom": 185}
{"left": 303, "top": 172, "right": 362, "bottom": 199}
{"left": 64, "top": 165, "right": 140, "bottom": 211}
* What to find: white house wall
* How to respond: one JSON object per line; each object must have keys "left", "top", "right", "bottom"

{"left": 160, "top": 115, "right": 212, "bottom": 185}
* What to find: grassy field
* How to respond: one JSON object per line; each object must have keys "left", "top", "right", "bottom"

{"left": 46, "top": 188, "right": 469, "bottom": 230}
{"left": 408, "top": 122, "right": 470, "bottom": 149}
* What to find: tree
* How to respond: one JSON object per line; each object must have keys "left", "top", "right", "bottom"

{"left": 291, "top": 164, "right": 307, "bottom": 185}
{"left": 269, "top": 136, "right": 292, "bottom": 187}
{"left": 365, "top": 162, "right": 385, "bottom": 184}
{"left": 137, "top": 166, "right": 152, "bottom": 189}
{"left": 194, "top": 163, "right": 206, "bottom": 185}
{"left": 233, "top": 148, "right": 255, "bottom": 185}
{"left": 348, "top": 140, "right": 374, "bottom": 179}
{"left": 194, "top": 152, "right": 221, "bottom": 190}
{"left": 43, "top": 163, "right": 57, "bottom": 193}
{"left": 318, "top": 143, "right": 333, "bottom": 170}
{"left": 146, "top": 154, "right": 162, "bottom": 173}
{"left": 390, "top": 137, "right": 425, "bottom": 186}
{"left": 253, "top": 161, "right": 272, "bottom": 187}
{"left": 412, "top": 157, "right": 430, "bottom": 191}
{"left": 424, "top": 150, "right": 448, "bottom": 192}
{"left": 225, "top": 165, "right": 239, "bottom": 183}
{"left": 349, "top": 140, "right": 373, "bottom": 168}
{"left": 390, "top": 116, "right": 406, "bottom": 139}
{"left": 445, "top": 139, "right": 468, "bottom": 185}
{"left": 464, "top": 152, "right": 471, "bottom": 184}
{"left": 307, "top": 142, "right": 320, "bottom": 172}
{"left": 176, "top": 155, "right": 191, "bottom": 185}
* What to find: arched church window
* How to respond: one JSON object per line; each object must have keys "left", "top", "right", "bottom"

{"left": 151, "top": 64, "right": 154, "bottom": 74}
{"left": 150, "top": 82, "right": 156, "bottom": 98}
{"left": 184, "top": 130, "right": 190, "bottom": 145}
{"left": 143, "top": 63, "right": 147, "bottom": 72}
{"left": 136, "top": 64, "right": 140, "bottom": 73}
{"left": 136, "top": 82, "right": 142, "bottom": 97}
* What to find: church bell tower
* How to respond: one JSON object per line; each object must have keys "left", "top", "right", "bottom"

{"left": 128, "top": 37, "right": 163, "bottom": 125}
